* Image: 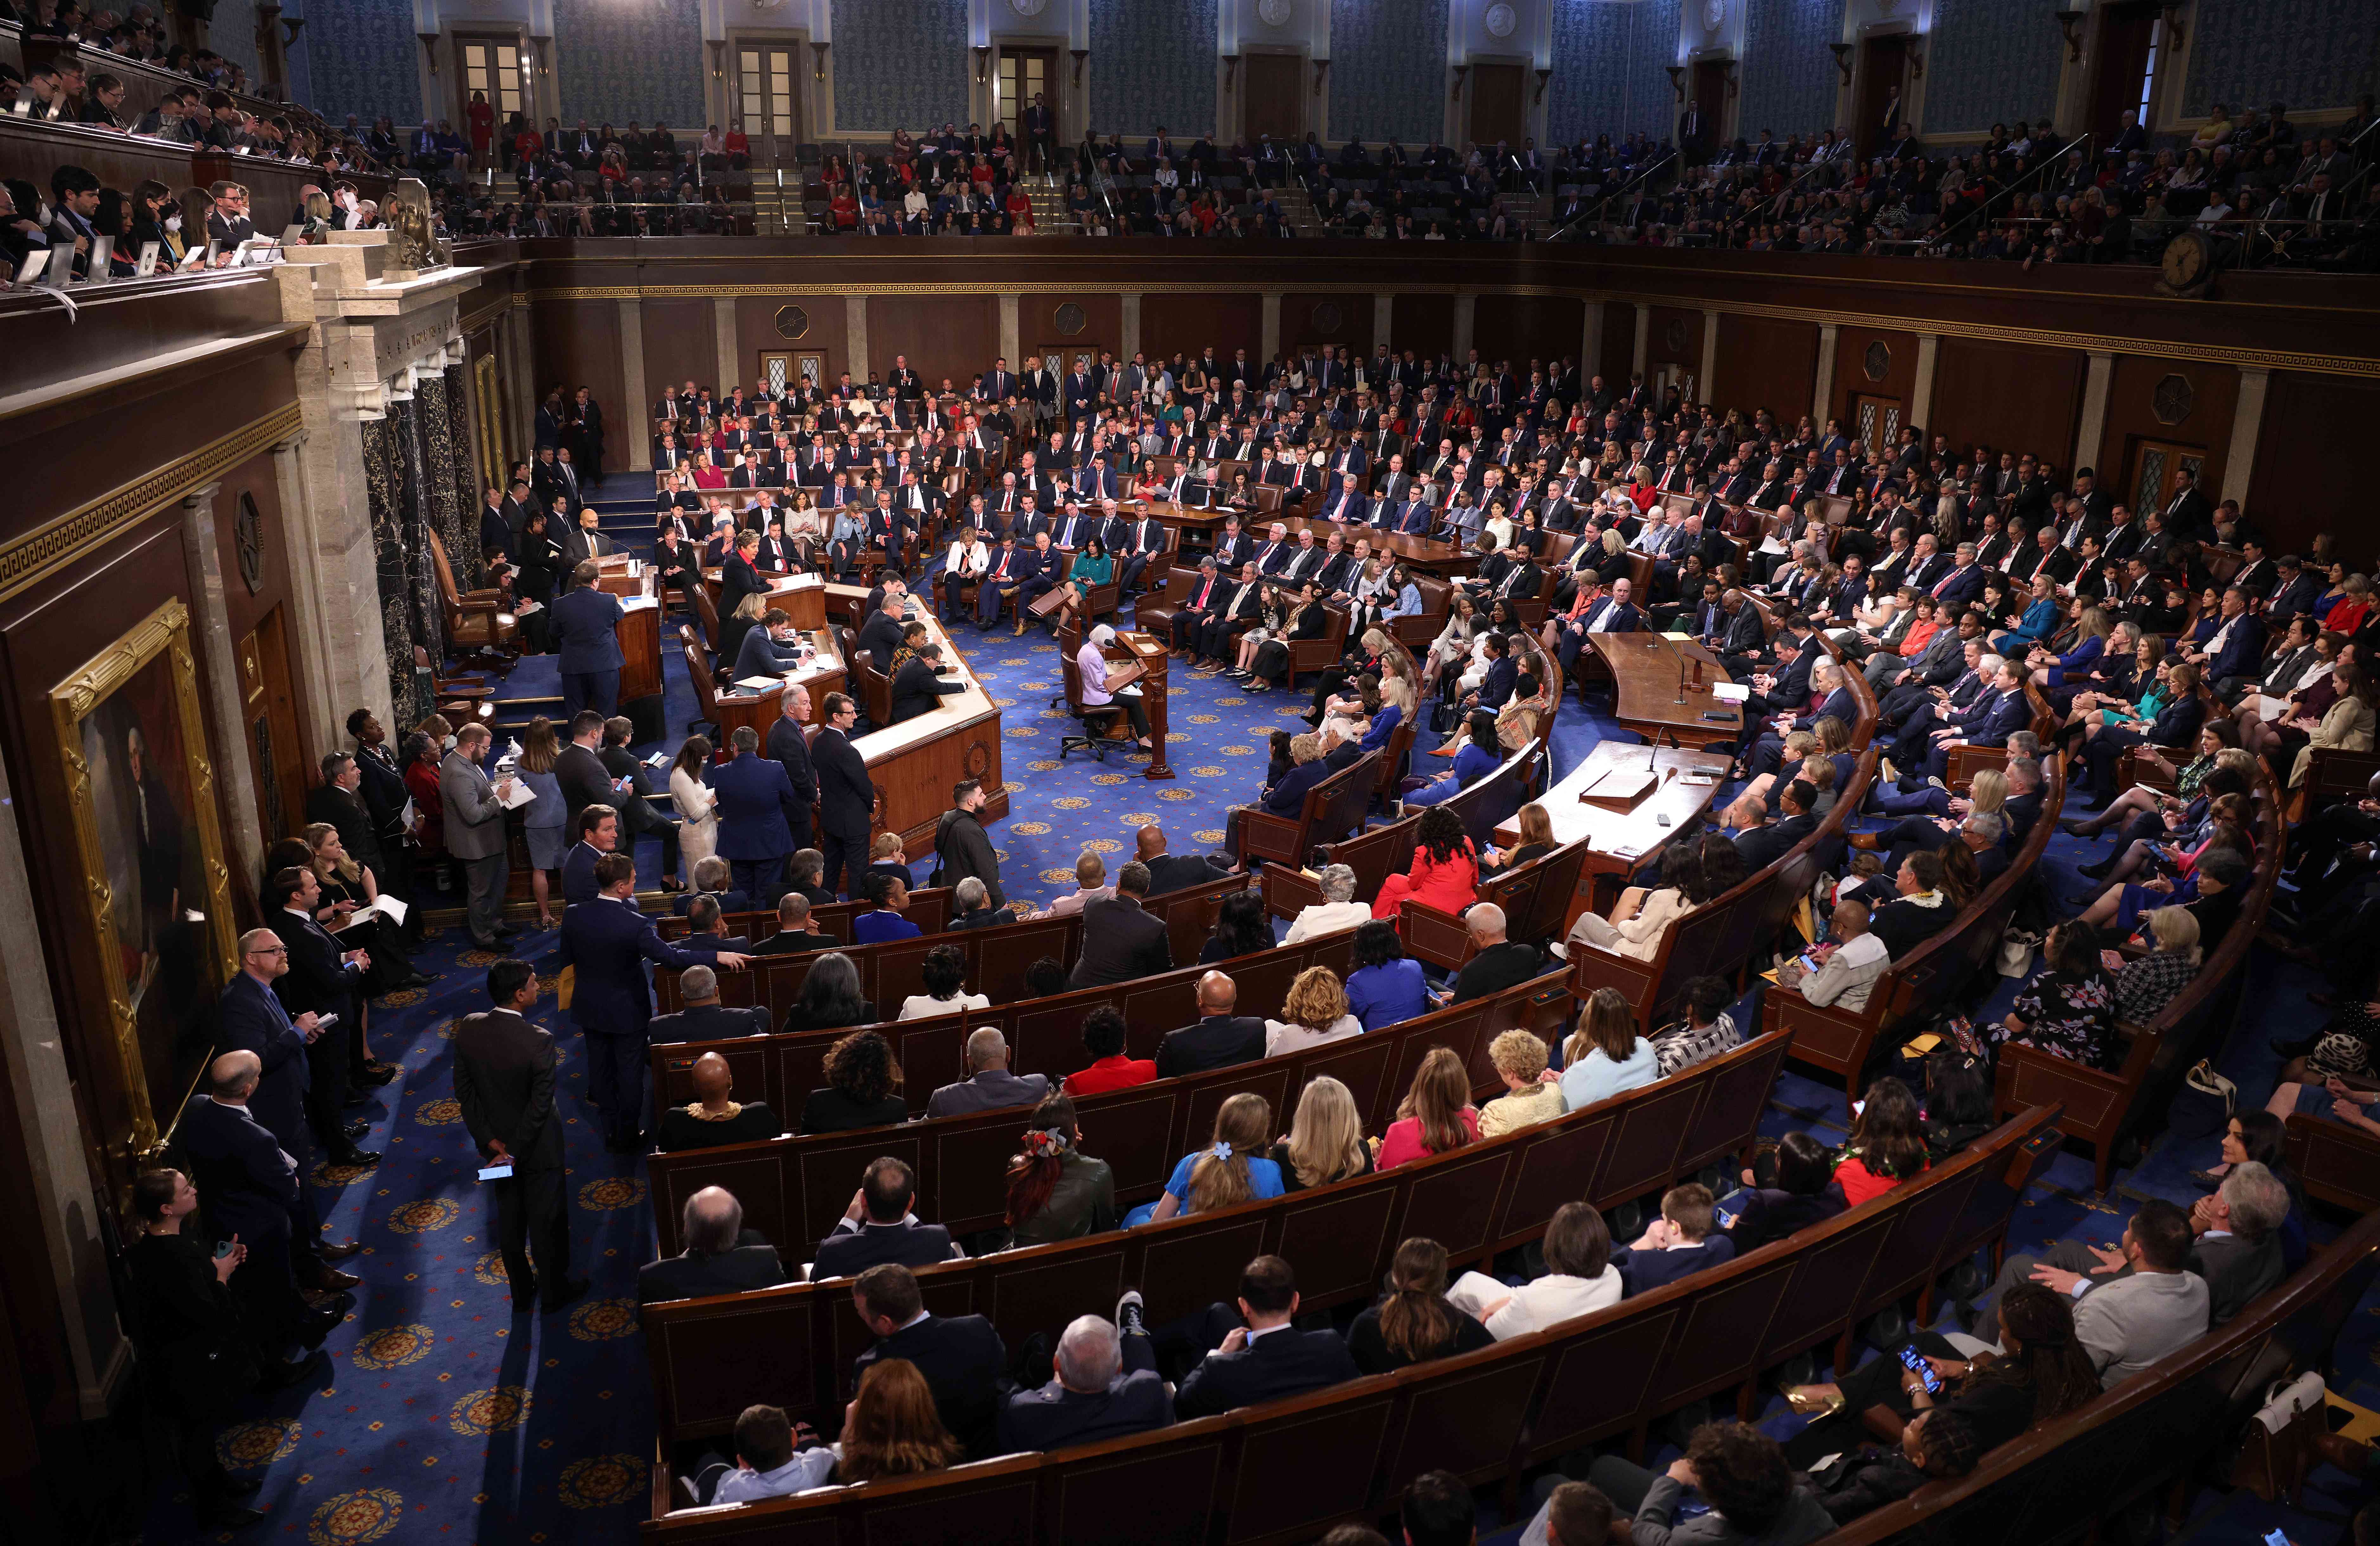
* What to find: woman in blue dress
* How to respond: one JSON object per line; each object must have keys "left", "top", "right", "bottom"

{"left": 1123, "top": 1094, "right": 1282, "bottom": 1227}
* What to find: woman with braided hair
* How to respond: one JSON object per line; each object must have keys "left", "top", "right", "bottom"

{"left": 1003, "top": 1093, "right": 1116, "bottom": 1247}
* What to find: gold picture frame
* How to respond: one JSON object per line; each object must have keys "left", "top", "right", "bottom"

{"left": 48, "top": 597, "right": 239, "bottom": 1159}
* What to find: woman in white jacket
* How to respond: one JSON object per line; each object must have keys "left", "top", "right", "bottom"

{"left": 1446, "top": 1200, "right": 1623, "bottom": 1339}
{"left": 667, "top": 737, "right": 720, "bottom": 885}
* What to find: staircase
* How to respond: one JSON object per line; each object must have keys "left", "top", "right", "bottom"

{"left": 1022, "top": 171, "right": 1080, "bottom": 234}
{"left": 1271, "top": 182, "right": 1325, "bottom": 237}
{"left": 1503, "top": 193, "right": 1557, "bottom": 239}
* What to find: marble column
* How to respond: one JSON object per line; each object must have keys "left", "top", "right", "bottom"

{"left": 1699, "top": 309, "right": 1720, "bottom": 405}
{"left": 1260, "top": 292, "right": 1282, "bottom": 361}
{"left": 177, "top": 480, "right": 268, "bottom": 875}
{"left": 270, "top": 432, "right": 347, "bottom": 751}
{"left": 1631, "top": 302, "right": 1650, "bottom": 376}
{"left": 362, "top": 407, "right": 429, "bottom": 726}
{"left": 619, "top": 297, "right": 650, "bottom": 472}
{"left": 418, "top": 371, "right": 479, "bottom": 597}
{"left": 999, "top": 292, "right": 1022, "bottom": 366}
{"left": 1451, "top": 292, "right": 1476, "bottom": 363}
{"left": 1581, "top": 303, "right": 1604, "bottom": 385}
{"left": 1910, "top": 333, "right": 1941, "bottom": 436}
{"left": 713, "top": 296, "right": 739, "bottom": 394}
{"left": 1812, "top": 323, "right": 1840, "bottom": 426}
{"left": 2073, "top": 350, "right": 2115, "bottom": 477}
{"left": 1374, "top": 295, "right": 1394, "bottom": 355}
{"left": 1118, "top": 294, "right": 1140, "bottom": 361}
{"left": 2223, "top": 367, "right": 2271, "bottom": 508}
{"left": 846, "top": 298, "right": 871, "bottom": 382}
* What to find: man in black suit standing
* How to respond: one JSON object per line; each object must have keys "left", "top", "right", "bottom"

{"left": 306, "top": 751, "right": 387, "bottom": 890}
{"left": 1154, "top": 970, "right": 1267, "bottom": 1077}
{"left": 810, "top": 693, "right": 874, "bottom": 898}
{"left": 812, "top": 1157, "right": 964, "bottom": 1281}
{"left": 850, "top": 1262, "right": 1008, "bottom": 1457}
{"left": 453, "top": 959, "right": 587, "bottom": 1313}
{"left": 551, "top": 561, "right": 627, "bottom": 720}
{"left": 178, "top": 1050, "right": 345, "bottom": 1360}
{"left": 268, "top": 867, "right": 380, "bottom": 1167}
{"left": 1067, "top": 861, "right": 1174, "bottom": 989}
{"left": 1173, "top": 1256, "right": 1360, "bottom": 1419}
{"left": 765, "top": 685, "right": 819, "bottom": 859}
{"left": 639, "top": 1186, "right": 790, "bottom": 1308}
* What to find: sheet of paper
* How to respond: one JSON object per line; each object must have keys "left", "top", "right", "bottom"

{"left": 620, "top": 596, "right": 661, "bottom": 612}
{"left": 734, "top": 675, "right": 784, "bottom": 692}
{"left": 497, "top": 779, "right": 537, "bottom": 809}
{"left": 361, "top": 894, "right": 409, "bottom": 926}
{"left": 1710, "top": 683, "right": 1751, "bottom": 703}
{"left": 399, "top": 797, "right": 417, "bottom": 832}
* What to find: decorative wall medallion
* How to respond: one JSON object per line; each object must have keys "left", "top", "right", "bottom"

{"left": 773, "top": 304, "right": 809, "bottom": 340}
{"left": 1311, "top": 301, "right": 1344, "bottom": 335}
{"left": 1258, "top": 0, "right": 1293, "bottom": 27}
{"left": 1702, "top": 0, "right": 1727, "bottom": 33}
{"left": 1863, "top": 340, "right": 1891, "bottom": 381}
{"left": 234, "top": 492, "right": 264, "bottom": 594}
{"left": 2152, "top": 373, "right": 2195, "bottom": 425}
{"left": 1008, "top": 0, "right": 1048, "bottom": 16}
{"left": 1483, "top": 2, "right": 1518, "bottom": 40}
{"left": 1053, "top": 302, "right": 1087, "bottom": 336}
{"left": 1664, "top": 317, "right": 1689, "bottom": 354}
{"left": 964, "top": 739, "right": 992, "bottom": 780}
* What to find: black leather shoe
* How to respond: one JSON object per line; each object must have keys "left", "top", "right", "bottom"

{"left": 317, "top": 1239, "right": 362, "bottom": 1260}
{"left": 541, "top": 1279, "right": 591, "bottom": 1313}
{"left": 341, "top": 1120, "right": 371, "bottom": 1140}
{"left": 360, "top": 1063, "right": 399, "bottom": 1085}
{"left": 331, "top": 1148, "right": 382, "bottom": 1168}
{"left": 198, "top": 1502, "right": 267, "bottom": 1528}
{"left": 262, "top": 1350, "right": 325, "bottom": 1389}
{"left": 222, "top": 1477, "right": 264, "bottom": 1498}
{"left": 307, "top": 1267, "right": 362, "bottom": 1293}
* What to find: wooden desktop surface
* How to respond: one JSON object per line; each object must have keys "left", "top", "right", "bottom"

{"left": 1586, "top": 632, "right": 1743, "bottom": 744}
{"left": 1503, "top": 740, "right": 1733, "bottom": 919}
{"left": 822, "top": 584, "right": 1009, "bottom": 858}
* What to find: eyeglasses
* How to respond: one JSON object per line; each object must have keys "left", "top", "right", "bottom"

{"left": 246, "top": 945, "right": 288, "bottom": 957}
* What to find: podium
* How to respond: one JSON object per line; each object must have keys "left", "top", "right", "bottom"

{"left": 1056, "top": 602, "right": 1174, "bottom": 779}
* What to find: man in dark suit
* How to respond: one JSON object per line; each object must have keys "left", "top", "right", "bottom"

{"left": 850, "top": 1262, "right": 1008, "bottom": 1457}
{"left": 560, "top": 807, "right": 620, "bottom": 906}
{"left": 1153, "top": 970, "right": 1267, "bottom": 1077}
{"left": 706, "top": 725, "right": 809, "bottom": 906}
{"left": 811, "top": 1157, "right": 963, "bottom": 1281}
{"left": 749, "top": 892, "right": 839, "bottom": 956}
{"left": 596, "top": 715, "right": 682, "bottom": 885}
{"left": 1608, "top": 1183, "right": 1738, "bottom": 1296}
{"left": 762, "top": 686, "right": 818, "bottom": 857}
{"left": 556, "top": 709, "right": 625, "bottom": 843}
{"left": 179, "top": 1051, "right": 342, "bottom": 1358}
{"left": 1442, "top": 904, "right": 1546, "bottom": 1004}
{"left": 453, "top": 958, "right": 587, "bottom": 1313}
{"left": 925, "top": 1028, "right": 1049, "bottom": 1118}
{"left": 1134, "top": 824, "right": 1231, "bottom": 896}
{"left": 647, "top": 964, "right": 772, "bottom": 1043}
{"left": 998, "top": 1291, "right": 1173, "bottom": 1454}
{"left": 639, "top": 1185, "right": 789, "bottom": 1308}
{"left": 267, "top": 864, "right": 375, "bottom": 1155}
{"left": 305, "top": 751, "right": 387, "bottom": 888}
{"left": 551, "top": 561, "right": 627, "bottom": 719}
{"left": 812, "top": 693, "right": 875, "bottom": 898}
{"left": 557, "top": 853, "right": 746, "bottom": 1152}
{"left": 892, "top": 640, "right": 968, "bottom": 724}
{"left": 1068, "top": 862, "right": 1174, "bottom": 990}
{"left": 1734, "top": 777, "right": 1820, "bottom": 870}
{"left": 1173, "top": 1256, "right": 1360, "bottom": 1420}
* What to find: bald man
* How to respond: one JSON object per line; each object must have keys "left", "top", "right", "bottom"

{"left": 1134, "top": 822, "right": 1233, "bottom": 896}
{"left": 655, "top": 1050, "right": 784, "bottom": 1152}
{"left": 925, "top": 1027, "right": 1049, "bottom": 1118}
{"left": 177, "top": 1050, "right": 344, "bottom": 1358}
{"left": 1153, "top": 971, "right": 1267, "bottom": 1078}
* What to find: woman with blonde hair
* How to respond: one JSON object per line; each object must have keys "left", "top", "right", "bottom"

{"left": 2288, "top": 658, "right": 2375, "bottom": 789}
{"left": 2111, "top": 906, "right": 2200, "bottom": 1025}
{"left": 514, "top": 714, "right": 567, "bottom": 928}
{"left": 1265, "top": 967, "right": 1362, "bottom": 1056}
{"left": 1478, "top": 1029, "right": 1563, "bottom": 1136}
{"left": 838, "top": 1359, "right": 962, "bottom": 1484}
{"left": 1268, "top": 1075, "right": 1373, "bottom": 1192}
{"left": 1482, "top": 802, "right": 1557, "bottom": 878}
{"left": 1348, "top": 1237, "right": 1494, "bottom": 1373}
{"left": 303, "top": 821, "right": 427, "bottom": 993}
{"left": 1137, "top": 1093, "right": 1281, "bottom": 1223}
{"left": 1560, "top": 987, "right": 1658, "bottom": 1108}
{"left": 1377, "top": 1046, "right": 1479, "bottom": 1168}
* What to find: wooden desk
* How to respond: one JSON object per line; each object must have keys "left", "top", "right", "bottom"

{"left": 713, "top": 621, "right": 846, "bottom": 738}
{"left": 700, "top": 568, "right": 828, "bottom": 632}
{"left": 823, "top": 585, "right": 1009, "bottom": 859}
{"left": 616, "top": 598, "right": 663, "bottom": 701}
{"left": 1280, "top": 515, "right": 1480, "bottom": 580}
{"left": 1582, "top": 632, "right": 1743, "bottom": 745}
{"left": 1058, "top": 613, "right": 1175, "bottom": 779}
{"left": 1503, "top": 741, "right": 1732, "bottom": 915}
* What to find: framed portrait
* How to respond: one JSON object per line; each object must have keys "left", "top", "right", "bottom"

{"left": 49, "top": 598, "right": 238, "bottom": 1157}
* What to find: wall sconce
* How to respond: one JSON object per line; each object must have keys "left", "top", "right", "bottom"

{"left": 708, "top": 40, "right": 724, "bottom": 80}
{"left": 1827, "top": 42, "right": 1853, "bottom": 85}
{"left": 1450, "top": 63, "right": 1468, "bottom": 102}
{"left": 1313, "top": 58, "right": 1330, "bottom": 96}
{"left": 1665, "top": 64, "right": 1686, "bottom": 102}
{"left": 419, "top": 32, "right": 440, "bottom": 73}
{"left": 530, "top": 33, "right": 551, "bottom": 76}
{"left": 1533, "top": 67, "right": 1551, "bottom": 104}
{"left": 2159, "top": 3, "right": 2186, "bottom": 53}
{"left": 1221, "top": 53, "right": 1238, "bottom": 89}
{"left": 1070, "top": 48, "right": 1086, "bottom": 87}
{"left": 2051, "top": 9, "right": 2086, "bottom": 61}
{"left": 810, "top": 41, "right": 829, "bottom": 81}
{"left": 1907, "top": 42, "right": 1923, "bottom": 80}
{"left": 973, "top": 45, "right": 991, "bottom": 84}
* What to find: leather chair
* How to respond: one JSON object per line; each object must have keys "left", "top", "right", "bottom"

{"left": 424, "top": 529, "right": 518, "bottom": 662}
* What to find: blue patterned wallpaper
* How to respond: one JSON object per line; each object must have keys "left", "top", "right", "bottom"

{"left": 1090, "top": 0, "right": 1218, "bottom": 137}
{"left": 1547, "top": 0, "right": 1680, "bottom": 144}
{"left": 304, "top": 0, "right": 422, "bottom": 127}
{"left": 1330, "top": 0, "right": 1452, "bottom": 146}
{"left": 830, "top": 0, "right": 969, "bottom": 132}
{"left": 1924, "top": 0, "right": 2060, "bottom": 135}
{"left": 1737, "top": 0, "right": 1839, "bottom": 137}
{"left": 554, "top": 0, "right": 706, "bottom": 133}
{"left": 209, "top": 0, "right": 263, "bottom": 90}
{"left": 2182, "top": 0, "right": 2379, "bottom": 117}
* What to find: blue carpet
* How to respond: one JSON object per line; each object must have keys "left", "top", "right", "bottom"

{"left": 153, "top": 555, "right": 2372, "bottom": 1544}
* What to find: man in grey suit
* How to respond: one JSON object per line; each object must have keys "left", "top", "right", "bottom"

{"left": 452, "top": 959, "right": 586, "bottom": 1314}
{"left": 441, "top": 723, "right": 518, "bottom": 948}
{"left": 924, "top": 1028, "right": 1049, "bottom": 1119}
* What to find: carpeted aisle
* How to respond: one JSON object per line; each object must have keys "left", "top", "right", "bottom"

{"left": 151, "top": 553, "right": 2377, "bottom": 1546}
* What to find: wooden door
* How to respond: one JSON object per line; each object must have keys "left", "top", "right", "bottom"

{"left": 1848, "top": 393, "right": 1903, "bottom": 455}
{"left": 240, "top": 604, "right": 307, "bottom": 846}
{"left": 1468, "top": 63, "right": 1526, "bottom": 152}
{"left": 2087, "top": 2, "right": 2160, "bottom": 139}
{"left": 2123, "top": 438, "right": 2205, "bottom": 521}
{"left": 1853, "top": 35, "right": 1907, "bottom": 159}
{"left": 732, "top": 41, "right": 803, "bottom": 166}
{"left": 1244, "top": 53, "right": 1305, "bottom": 145}
{"left": 1692, "top": 61, "right": 1728, "bottom": 146}
{"left": 455, "top": 34, "right": 528, "bottom": 159}
{"left": 997, "top": 48, "right": 1058, "bottom": 142}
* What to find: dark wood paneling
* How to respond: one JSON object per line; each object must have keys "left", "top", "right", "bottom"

{"left": 639, "top": 299, "right": 713, "bottom": 405}
{"left": 1283, "top": 291, "right": 1372, "bottom": 358}
{"left": 1392, "top": 293, "right": 1455, "bottom": 359}
{"left": 1645, "top": 305, "right": 1705, "bottom": 370}
{"left": 1932, "top": 339, "right": 2085, "bottom": 478}
{"left": 1711, "top": 314, "right": 1819, "bottom": 425}
{"left": 537, "top": 299, "right": 629, "bottom": 440}
{"left": 2250, "top": 372, "right": 2380, "bottom": 562}
{"left": 1828, "top": 323, "right": 1920, "bottom": 431}
{"left": 2099, "top": 354, "right": 2237, "bottom": 511}
{"left": 867, "top": 294, "right": 999, "bottom": 387}
{"left": 1473, "top": 294, "right": 1583, "bottom": 372}
{"left": 1597, "top": 302, "right": 1636, "bottom": 391}
{"left": 1145, "top": 292, "right": 1261, "bottom": 363}
{"left": 734, "top": 294, "right": 848, "bottom": 392}
{"left": 1019, "top": 293, "right": 1122, "bottom": 369}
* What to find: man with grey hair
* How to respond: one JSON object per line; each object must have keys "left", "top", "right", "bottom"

{"left": 1996, "top": 1162, "right": 2286, "bottom": 1328}
{"left": 647, "top": 965, "right": 771, "bottom": 1044}
{"left": 997, "top": 1290, "right": 1174, "bottom": 1453}
{"left": 638, "top": 1185, "right": 788, "bottom": 1307}
{"left": 925, "top": 1027, "right": 1050, "bottom": 1118}
{"left": 947, "top": 874, "right": 1005, "bottom": 930}
{"left": 1283, "top": 862, "right": 1371, "bottom": 944}
{"left": 1443, "top": 902, "right": 1545, "bottom": 1005}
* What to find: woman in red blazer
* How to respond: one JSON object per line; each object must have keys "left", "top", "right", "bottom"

{"left": 1372, "top": 805, "right": 1480, "bottom": 920}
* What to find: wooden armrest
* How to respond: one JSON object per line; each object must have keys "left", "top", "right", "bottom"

{"left": 436, "top": 684, "right": 494, "bottom": 700}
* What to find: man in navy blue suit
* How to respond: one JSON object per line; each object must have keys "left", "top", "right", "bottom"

{"left": 851, "top": 1262, "right": 1009, "bottom": 1458}
{"left": 705, "top": 724, "right": 809, "bottom": 908}
{"left": 178, "top": 1046, "right": 342, "bottom": 1360}
{"left": 1744, "top": 655, "right": 1858, "bottom": 780}
{"left": 1923, "top": 541, "right": 1987, "bottom": 609}
{"left": 560, "top": 806, "right": 618, "bottom": 905}
{"left": 1914, "top": 658, "right": 2031, "bottom": 785}
{"left": 997, "top": 1292, "right": 1173, "bottom": 1454}
{"left": 550, "top": 560, "right": 626, "bottom": 719}
{"left": 556, "top": 853, "right": 747, "bottom": 1151}
{"left": 1173, "top": 1255, "right": 1360, "bottom": 1420}
{"left": 2179, "top": 585, "right": 2266, "bottom": 701}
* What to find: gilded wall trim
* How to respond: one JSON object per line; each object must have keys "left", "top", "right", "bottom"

{"left": 522, "top": 279, "right": 2378, "bottom": 380}
{"left": 0, "top": 404, "right": 304, "bottom": 606}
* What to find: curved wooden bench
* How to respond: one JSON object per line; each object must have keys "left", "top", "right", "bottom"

{"left": 1238, "top": 749, "right": 1380, "bottom": 869}
{"left": 1401, "top": 837, "right": 1593, "bottom": 968}
{"left": 1768, "top": 757, "right": 2067, "bottom": 1098}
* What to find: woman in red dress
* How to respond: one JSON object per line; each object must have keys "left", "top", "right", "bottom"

{"left": 466, "top": 90, "right": 494, "bottom": 168}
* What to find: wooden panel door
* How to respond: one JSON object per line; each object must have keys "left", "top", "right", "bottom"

{"left": 733, "top": 41, "right": 803, "bottom": 166}
{"left": 1468, "top": 62, "right": 1526, "bottom": 151}
{"left": 2123, "top": 438, "right": 2205, "bottom": 521}
{"left": 1849, "top": 393, "right": 1903, "bottom": 457}
{"left": 240, "top": 604, "right": 307, "bottom": 846}
{"left": 1693, "top": 61, "right": 1729, "bottom": 145}
{"left": 1853, "top": 35, "right": 1907, "bottom": 159}
{"left": 455, "top": 35, "right": 528, "bottom": 157}
{"left": 1244, "top": 53, "right": 1305, "bottom": 145}
{"left": 997, "top": 48, "right": 1058, "bottom": 142}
